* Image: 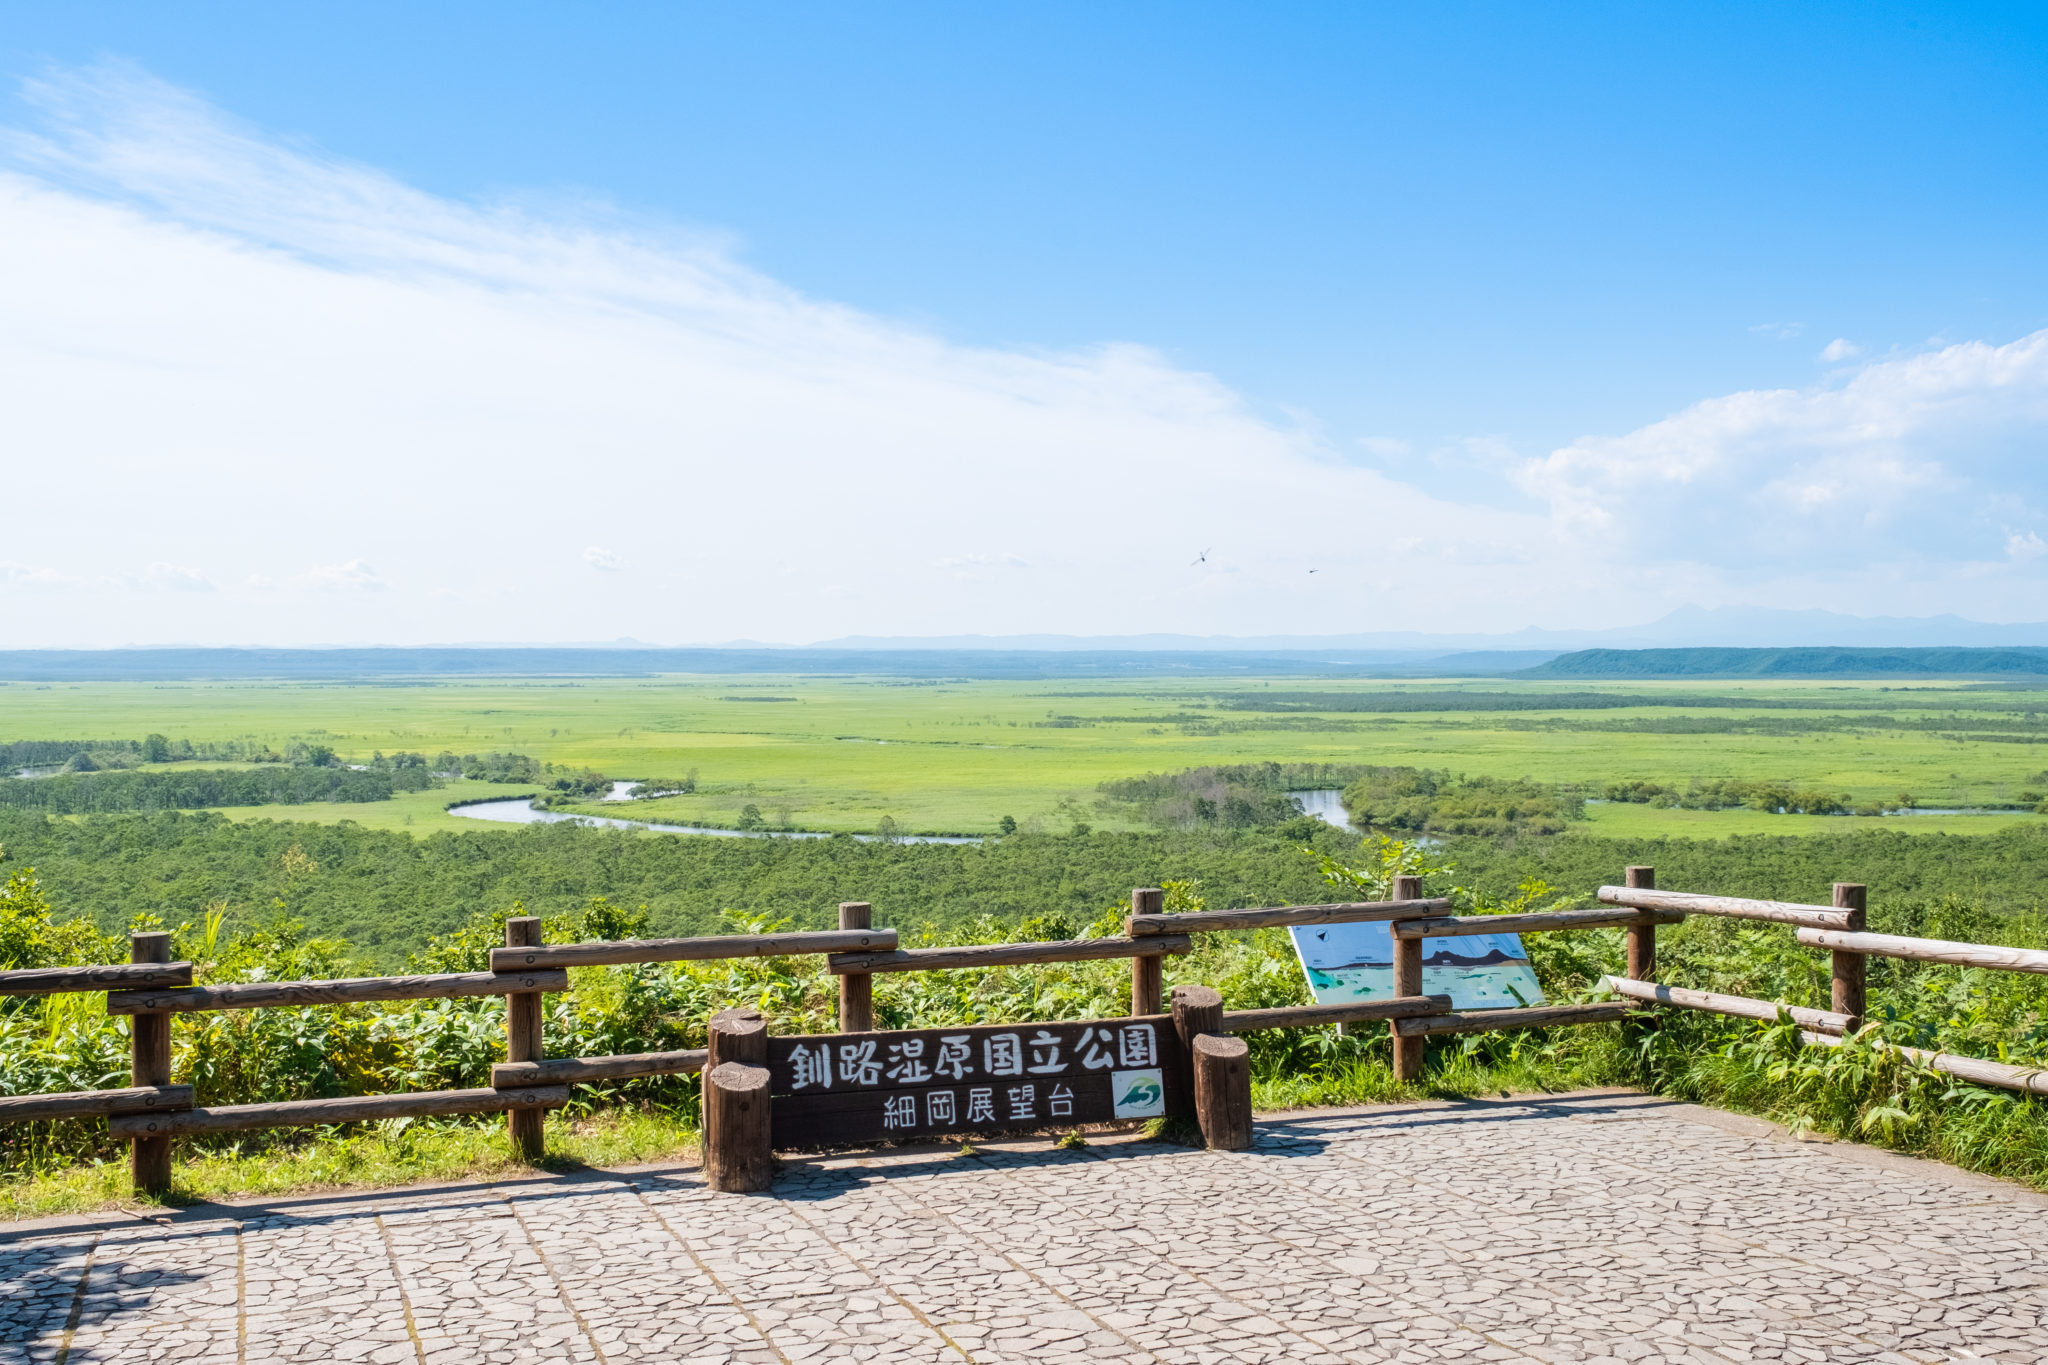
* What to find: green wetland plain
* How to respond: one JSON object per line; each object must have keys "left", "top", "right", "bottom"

{"left": 6, "top": 672, "right": 2048, "bottom": 838}
{"left": 5, "top": 666, "right": 2048, "bottom": 1214}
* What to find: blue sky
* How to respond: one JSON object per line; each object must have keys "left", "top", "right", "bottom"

{"left": 2, "top": 4, "right": 2046, "bottom": 645}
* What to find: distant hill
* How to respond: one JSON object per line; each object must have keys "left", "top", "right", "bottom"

{"left": 1520, "top": 647, "right": 2048, "bottom": 679}
{"left": 813, "top": 607, "right": 2048, "bottom": 651}
{"left": 0, "top": 646, "right": 1543, "bottom": 682}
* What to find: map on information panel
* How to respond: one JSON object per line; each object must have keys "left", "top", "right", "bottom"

{"left": 765, "top": 1015, "right": 1190, "bottom": 1146}
{"left": 1288, "top": 921, "right": 1544, "bottom": 1010}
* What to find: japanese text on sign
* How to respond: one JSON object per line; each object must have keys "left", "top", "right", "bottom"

{"left": 784, "top": 1022, "right": 1158, "bottom": 1093}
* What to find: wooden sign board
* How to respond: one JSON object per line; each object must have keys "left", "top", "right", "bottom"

{"left": 766, "top": 1014, "right": 1189, "bottom": 1146}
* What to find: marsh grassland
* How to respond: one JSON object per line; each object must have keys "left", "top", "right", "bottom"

{"left": 4, "top": 673, "right": 2046, "bottom": 837}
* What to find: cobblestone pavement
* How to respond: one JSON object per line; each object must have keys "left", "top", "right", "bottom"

{"left": 4, "top": 1090, "right": 2045, "bottom": 1364}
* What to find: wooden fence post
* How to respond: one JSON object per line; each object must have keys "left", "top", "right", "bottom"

{"left": 703, "top": 1063, "right": 773, "bottom": 1192}
{"left": 1192, "top": 1034, "right": 1253, "bottom": 1150}
{"left": 1170, "top": 984, "right": 1223, "bottom": 1111}
{"left": 129, "top": 930, "right": 174, "bottom": 1196}
{"left": 1831, "top": 883, "right": 1867, "bottom": 1028}
{"left": 1128, "top": 888, "right": 1165, "bottom": 1015}
{"left": 1390, "top": 874, "right": 1425, "bottom": 1082}
{"left": 1624, "top": 865, "right": 1656, "bottom": 982}
{"left": 703, "top": 1007, "right": 767, "bottom": 1171}
{"left": 504, "top": 916, "right": 546, "bottom": 1160}
{"left": 838, "top": 902, "right": 874, "bottom": 1033}
{"left": 706, "top": 1007, "right": 768, "bottom": 1069}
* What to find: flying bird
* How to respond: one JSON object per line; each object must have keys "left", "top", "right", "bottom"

{"left": 1191, "top": 548, "right": 1210, "bottom": 566}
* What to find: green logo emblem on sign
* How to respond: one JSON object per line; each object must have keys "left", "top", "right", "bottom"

{"left": 1110, "top": 1067, "right": 1165, "bottom": 1118}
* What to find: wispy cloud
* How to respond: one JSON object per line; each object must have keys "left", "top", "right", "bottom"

{"left": 0, "top": 63, "right": 1555, "bottom": 644}
{"left": 139, "top": 562, "right": 214, "bottom": 592}
{"left": 933, "top": 553, "right": 1029, "bottom": 582}
{"left": 299, "top": 561, "right": 389, "bottom": 592}
{"left": 0, "top": 62, "right": 2044, "bottom": 644}
{"left": 0, "top": 562, "right": 75, "bottom": 588}
{"left": 1818, "top": 337, "right": 1861, "bottom": 362}
{"left": 1514, "top": 331, "right": 2048, "bottom": 609}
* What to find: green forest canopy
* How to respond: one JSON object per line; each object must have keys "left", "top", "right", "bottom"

{"left": 8, "top": 806, "right": 2048, "bottom": 968}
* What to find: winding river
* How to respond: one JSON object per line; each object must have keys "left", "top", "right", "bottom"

{"left": 1288, "top": 789, "right": 1354, "bottom": 832}
{"left": 449, "top": 797, "right": 984, "bottom": 844}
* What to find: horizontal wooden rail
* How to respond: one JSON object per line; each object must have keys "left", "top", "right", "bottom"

{"left": 1393, "top": 1002, "right": 1638, "bottom": 1037}
{"left": 1598, "top": 886, "right": 1855, "bottom": 930}
{"left": 1221, "top": 995, "right": 1452, "bottom": 1031}
{"left": 0, "top": 1085, "right": 194, "bottom": 1124}
{"left": 490, "top": 929, "right": 898, "bottom": 973}
{"left": 1794, "top": 928, "right": 2048, "bottom": 976}
{"left": 1602, "top": 975, "right": 1853, "bottom": 1033}
{"left": 827, "top": 934, "right": 1191, "bottom": 974}
{"left": 107, "top": 1085, "right": 572, "bottom": 1137}
{"left": 1798, "top": 1029, "right": 2048, "bottom": 1098}
{"left": 106, "top": 969, "right": 569, "bottom": 1016}
{"left": 1127, "top": 898, "right": 1449, "bottom": 936}
{"left": 1392, "top": 908, "right": 1682, "bottom": 940}
{"left": 0, "top": 963, "right": 195, "bottom": 996}
{"left": 492, "top": 1049, "right": 707, "bottom": 1088}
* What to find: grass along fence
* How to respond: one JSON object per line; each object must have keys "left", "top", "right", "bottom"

{"left": 1, "top": 867, "right": 2042, "bottom": 1194}
{"left": 1600, "top": 870, "right": 2048, "bottom": 1098}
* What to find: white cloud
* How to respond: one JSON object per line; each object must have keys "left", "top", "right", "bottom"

{"left": 0, "top": 62, "right": 2043, "bottom": 645}
{"left": 299, "top": 561, "right": 389, "bottom": 592}
{"left": 1819, "top": 337, "right": 1861, "bottom": 362}
{"left": 1750, "top": 322, "right": 1804, "bottom": 339}
{"left": 139, "top": 562, "right": 213, "bottom": 591}
{"left": 0, "top": 562, "right": 75, "bottom": 588}
{"left": 1515, "top": 332, "right": 2048, "bottom": 611}
{"left": 933, "top": 553, "right": 1029, "bottom": 581}
{"left": 2009, "top": 531, "right": 2048, "bottom": 562}
{"left": 0, "top": 63, "right": 1566, "bottom": 645}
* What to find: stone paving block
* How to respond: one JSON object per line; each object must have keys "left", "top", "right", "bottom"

{"left": 4, "top": 1093, "right": 2047, "bottom": 1363}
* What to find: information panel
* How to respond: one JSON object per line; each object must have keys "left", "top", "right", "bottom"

{"left": 1288, "top": 921, "right": 1543, "bottom": 1010}
{"left": 765, "top": 1014, "right": 1189, "bottom": 1146}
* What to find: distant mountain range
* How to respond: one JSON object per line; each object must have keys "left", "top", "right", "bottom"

{"left": 1523, "top": 646, "right": 2048, "bottom": 679}
{"left": 815, "top": 606, "right": 2048, "bottom": 653}
{"left": 7, "top": 607, "right": 2048, "bottom": 681}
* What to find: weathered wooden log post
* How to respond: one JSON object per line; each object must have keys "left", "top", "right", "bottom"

{"left": 1831, "top": 883, "right": 1867, "bottom": 1029}
{"left": 703, "top": 1006, "right": 767, "bottom": 1172}
{"left": 1170, "top": 984, "right": 1223, "bottom": 1108}
{"left": 1390, "top": 874, "right": 1426, "bottom": 1082}
{"left": 1128, "top": 888, "right": 1166, "bottom": 1015}
{"left": 504, "top": 916, "right": 546, "bottom": 1160}
{"left": 1192, "top": 1034, "right": 1253, "bottom": 1150}
{"left": 1624, "top": 865, "right": 1657, "bottom": 982}
{"left": 129, "top": 930, "right": 174, "bottom": 1195}
{"left": 703, "top": 1063, "right": 773, "bottom": 1192}
{"left": 706, "top": 1007, "right": 768, "bottom": 1068}
{"left": 838, "top": 902, "right": 875, "bottom": 1032}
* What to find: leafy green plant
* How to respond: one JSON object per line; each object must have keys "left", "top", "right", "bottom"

{"left": 3, "top": 835, "right": 2048, "bottom": 1201}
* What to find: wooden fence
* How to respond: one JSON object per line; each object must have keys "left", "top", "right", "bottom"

{"left": 0, "top": 866, "right": 2041, "bottom": 1194}
{"left": 1596, "top": 868, "right": 2048, "bottom": 1098}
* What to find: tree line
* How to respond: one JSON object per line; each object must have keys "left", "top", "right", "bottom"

{"left": 0, "top": 766, "right": 433, "bottom": 814}
{"left": 1340, "top": 767, "right": 1581, "bottom": 836}
{"left": 1098, "top": 761, "right": 1382, "bottom": 829}
{"left": 7, "top": 802, "right": 2048, "bottom": 968}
